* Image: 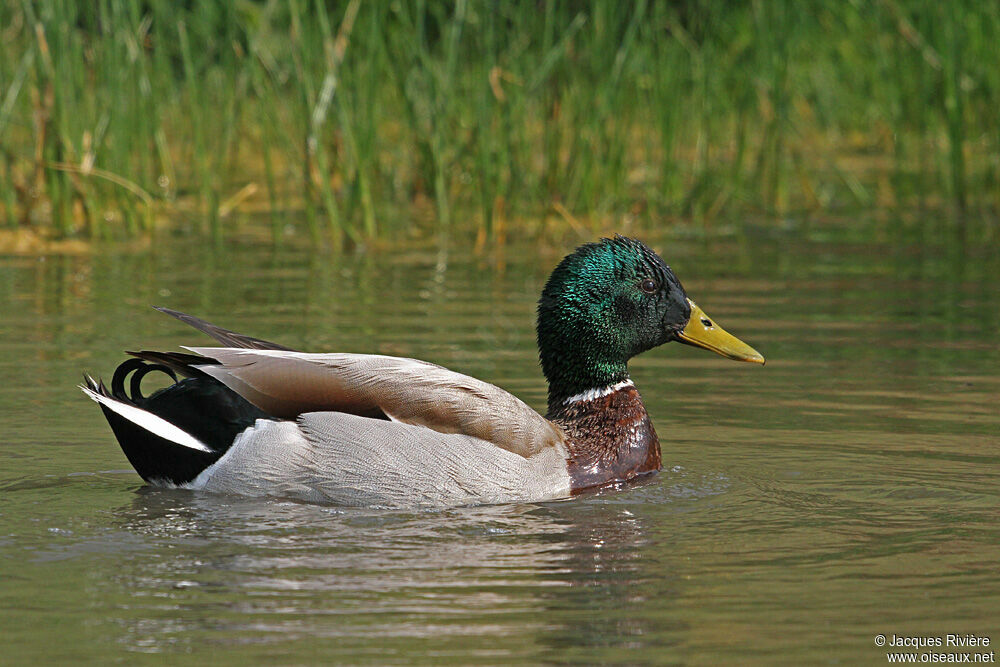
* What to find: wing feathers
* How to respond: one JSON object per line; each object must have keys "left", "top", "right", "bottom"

{"left": 155, "top": 307, "right": 294, "bottom": 351}
{"left": 184, "top": 348, "right": 563, "bottom": 458}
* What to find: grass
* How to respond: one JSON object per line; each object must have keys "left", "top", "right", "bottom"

{"left": 0, "top": 0, "right": 998, "bottom": 245}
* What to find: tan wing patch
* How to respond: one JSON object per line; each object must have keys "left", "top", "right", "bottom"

{"left": 187, "top": 348, "right": 564, "bottom": 458}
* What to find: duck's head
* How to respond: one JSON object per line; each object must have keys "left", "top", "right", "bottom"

{"left": 537, "top": 236, "right": 763, "bottom": 408}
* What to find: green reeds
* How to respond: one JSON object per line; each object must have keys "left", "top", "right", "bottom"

{"left": 0, "top": 0, "right": 997, "bottom": 244}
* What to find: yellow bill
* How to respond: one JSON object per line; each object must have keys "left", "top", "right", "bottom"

{"left": 677, "top": 299, "right": 765, "bottom": 364}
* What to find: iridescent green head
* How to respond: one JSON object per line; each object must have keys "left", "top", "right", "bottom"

{"left": 537, "top": 236, "right": 763, "bottom": 411}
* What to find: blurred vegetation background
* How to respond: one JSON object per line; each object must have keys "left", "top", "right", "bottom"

{"left": 0, "top": 0, "right": 997, "bottom": 246}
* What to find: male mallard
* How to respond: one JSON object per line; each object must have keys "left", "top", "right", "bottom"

{"left": 82, "top": 236, "right": 763, "bottom": 507}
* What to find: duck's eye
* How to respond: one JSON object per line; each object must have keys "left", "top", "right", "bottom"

{"left": 640, "top": 278, "right": 657, "bottom": 294}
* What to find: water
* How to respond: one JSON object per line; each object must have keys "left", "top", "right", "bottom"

{"left": 2, "top": 219, "right": 998, "bottom": 663}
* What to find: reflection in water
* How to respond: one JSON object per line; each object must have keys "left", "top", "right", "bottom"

{"left": 81, "top": 482, "right": 703, "bottom": 655}
{"left": 536, "top": 503, "right": 675, "bottom": 658}
{"left": 100, "top": 492, "right": 540, "bottom": 650}
{"left": 75, "top": 473, "right": 735, "bottom": 657}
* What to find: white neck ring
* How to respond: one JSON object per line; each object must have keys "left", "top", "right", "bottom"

{"left": 563, "top": 379, "right": 634, "bottom": 405}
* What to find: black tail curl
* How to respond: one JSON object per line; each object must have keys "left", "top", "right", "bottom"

{"left": 111, "top": 358, "right": 178, "bottom": 402}
{"left": 89, "top": 357, "right": 275, "bottom": 486}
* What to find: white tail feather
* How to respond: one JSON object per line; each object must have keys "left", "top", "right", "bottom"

{"left": 80, "top": 386, "right": 213, "bottom": 453}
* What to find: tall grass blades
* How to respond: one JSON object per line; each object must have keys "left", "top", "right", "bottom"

{"left": 0, "top": 0, "right": 997, "bottom": 243}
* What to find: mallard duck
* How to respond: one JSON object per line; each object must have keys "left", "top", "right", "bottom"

{"left": 82, "top": 236, "right": 763, "bottom": 507}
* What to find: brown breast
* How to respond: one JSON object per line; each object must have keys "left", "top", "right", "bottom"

{"left": 548, "top": 384, "right": 662, "bottom": 494}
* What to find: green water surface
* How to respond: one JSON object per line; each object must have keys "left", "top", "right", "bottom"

{"left": 1, "top": 220, "right": 998, "bottom": 664}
